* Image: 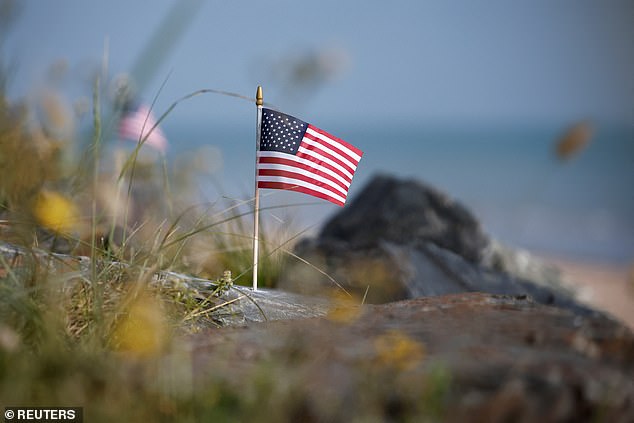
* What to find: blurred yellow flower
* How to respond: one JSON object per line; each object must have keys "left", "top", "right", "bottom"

{"left": 112, "top": 294, "right": 167, "bottom": 358}
{"left": 33, "top": 190, "right": 79, "bottom": 234}
{"left": 326, "top": 290, "right": 362, "bottom": 323}
{"left": 374, "top": 330, "right": 426, "bottom": 370}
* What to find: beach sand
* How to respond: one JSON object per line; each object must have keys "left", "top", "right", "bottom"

{"left": 538, "top": 254, "right": 634, "bottom": 330}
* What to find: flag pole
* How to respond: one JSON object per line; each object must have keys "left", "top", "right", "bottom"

{"left": 252, "top": 86, "right": 263, "bottom": 291}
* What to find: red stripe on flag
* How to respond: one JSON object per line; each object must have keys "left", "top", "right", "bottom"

{"left": 257, "top": 181, "right": 345, "bottom": 207}
{"left": 304, "top": 128, "right": 361, "bottom": 167}
{"left": 291, "top": 151, "right": 352, "bottom": 183}
{"left": 258, "top": 168, "right": 346, "bottom": 198}
{"left": 259, "top": 149, "right": 352, "bottom": 183}
{"left": 307, "top": 125, "right": 363, "bottom": 157}
{"left": 300, "top": 135, "right": 357, "bottom": 175}
{"left": 257, "top": 155, "right": 349, "bottom": 192}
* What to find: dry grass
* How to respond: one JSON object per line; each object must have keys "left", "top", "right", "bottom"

{"left": 0, "top": 40, "right": 310, "bottom": 420}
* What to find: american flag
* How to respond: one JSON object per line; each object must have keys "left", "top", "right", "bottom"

{"left": 257, "top": 108, "right": 363, "bottom": 206}
{"left": 118, "top": 104, "right": 168, "bottom": 153}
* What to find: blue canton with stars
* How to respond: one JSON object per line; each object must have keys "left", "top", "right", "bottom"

{"left": 260, "top": 108, "right": 308, "bottom": 154}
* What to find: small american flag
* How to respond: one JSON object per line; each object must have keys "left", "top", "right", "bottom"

{"left": 119, "top": 104, "right": 168, "bottom": 153}
{"left": 257, "top": 108, "right": 363, "bottom": 206}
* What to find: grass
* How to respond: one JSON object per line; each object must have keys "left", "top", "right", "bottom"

{"left": 0, "top": 40, "right": 324, "bottom": 418}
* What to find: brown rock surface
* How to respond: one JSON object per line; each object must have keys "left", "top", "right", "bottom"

{"left": 193, "top": 293, "right": 634, "bottom": 422}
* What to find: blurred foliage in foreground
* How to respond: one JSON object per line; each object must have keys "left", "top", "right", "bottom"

{"left": 0, "top": 4, "right": 307, "bottom": 419}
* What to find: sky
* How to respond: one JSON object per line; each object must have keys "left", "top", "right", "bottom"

{"left": 2, "top": 0, "right": 633, "bottom": 128}
{"left": 1, "top": 0, "right": 633, "bottom": 262}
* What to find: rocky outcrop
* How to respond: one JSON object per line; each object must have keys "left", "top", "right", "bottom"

{"left": 172, "top": 282, "right": 332, "bottom": 327}
{"left": 318, "top": 174, "right": 489, "bottom": 262}
{"left": 278, "top": 174, "right": 590, "bottom": 315}
{"left": 193, "top": 292, "right": 634, "bottom": 422}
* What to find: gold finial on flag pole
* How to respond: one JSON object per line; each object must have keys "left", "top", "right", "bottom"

{"left": 252, "top": 86, "right": 263, "bottom": 291}
{"left": 256, "top": 86, "right": 263, "bottom": 106}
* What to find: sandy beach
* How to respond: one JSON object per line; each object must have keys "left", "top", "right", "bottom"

{"left": 539, "top": 254, "right": 634, "bottom": 329}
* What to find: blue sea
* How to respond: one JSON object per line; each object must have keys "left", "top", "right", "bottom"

{"left": 163, "top": 121, "right": 634, "bottom": 264}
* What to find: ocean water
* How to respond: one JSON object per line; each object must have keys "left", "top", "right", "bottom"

{"left": 163, "top": 121, "right": 634, "bottom": 263}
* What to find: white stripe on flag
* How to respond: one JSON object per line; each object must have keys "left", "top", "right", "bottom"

{"left": 257, "top": 162, "right": 348, "bottom": 196}
{"left": 297, "top": 145, "right": 354, "bottom": 180}
{"left": 301, "top": 136, "right": 358, "bottom": 171}
{"left": 305, "top": 127, "right": 362, "bottom": 162}
{"left": 257, "top": 175, "right": 347, "bottom": 205}
{"left": 257, "top": 151, "right": 351, "bottom": 188}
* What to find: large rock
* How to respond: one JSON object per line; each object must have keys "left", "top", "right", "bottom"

{"left": 193, "top": 293, "right": 634, "bottom": 422}
{"left": 278, "top": 174, "right": 590, "bottom": 315}
{"left": 319, "top": 173, "right": 489, "bottom": 263}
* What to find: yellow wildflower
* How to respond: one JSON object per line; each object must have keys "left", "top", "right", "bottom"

{"left": 33, "top": 190, "right": 79, "bottom": 234}
{"left": 112, "top": 294, "right": 167, "bottom": 358}
{"left": 374, "top": 330, "right": 426, "bottom": 370}
{"left": 326, "top": 290, "right": 362, "bottom": 323}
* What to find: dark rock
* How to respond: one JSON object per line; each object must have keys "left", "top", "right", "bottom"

{"left": 279, "top": 174, "right": 593, "bottom": 316}
{"left": 319, "top": 174, "right": 489, "bottom": 262}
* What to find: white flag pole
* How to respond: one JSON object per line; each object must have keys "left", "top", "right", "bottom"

{"left": 252, "top": 86, "right": 263, "bottom": 291}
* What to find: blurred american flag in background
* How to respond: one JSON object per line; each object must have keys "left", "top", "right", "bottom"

{"left": 118, "top": 104, "right": 168, "bottom": 153}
